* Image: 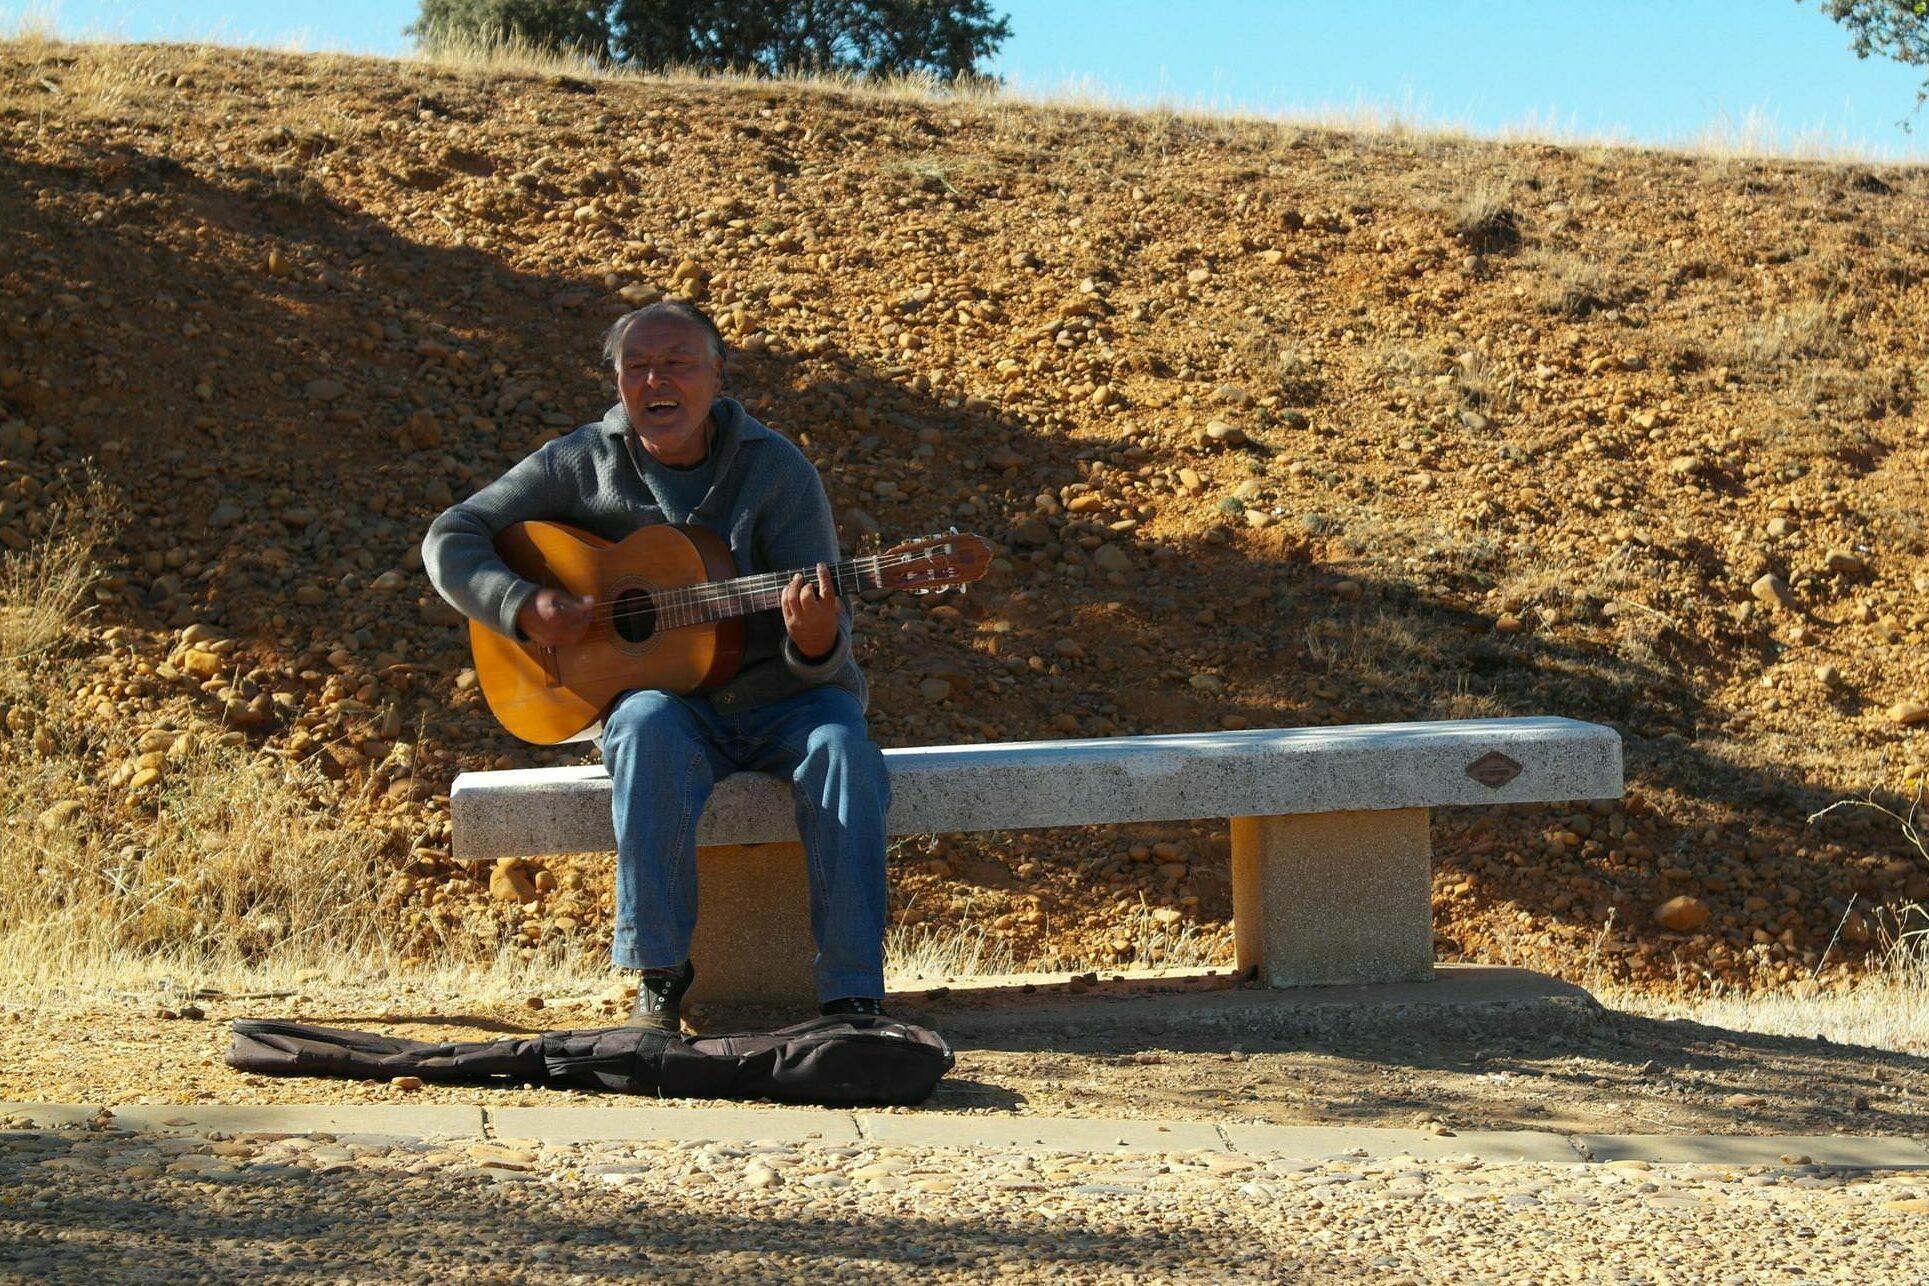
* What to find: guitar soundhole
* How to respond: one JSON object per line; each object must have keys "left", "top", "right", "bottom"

{"left": 611, "top": 590, "right": 657, "bottom": 644}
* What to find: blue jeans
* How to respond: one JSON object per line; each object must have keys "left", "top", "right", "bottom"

{"left": 600, "top": 685, "right": 891, "bottom": 1003}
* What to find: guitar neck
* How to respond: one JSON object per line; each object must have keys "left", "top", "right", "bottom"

{"left": 654, "top": 555, "right": 886, "bottom": 631}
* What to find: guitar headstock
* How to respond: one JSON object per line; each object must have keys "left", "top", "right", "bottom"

{"left": 878, "top": 530, "right": 993, "bottom": 595}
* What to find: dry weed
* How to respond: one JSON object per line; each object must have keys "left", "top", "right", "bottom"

{"left": 1676, "top": 105, "right": 1899, "bottom": 165}
{"left": 1232, "top": 324, "right": 1324, "bottom": 406}
{"left": 1, "top": 5, "right": 65, "bottom": 47}
{"left": 885, "top": 918, "right": 1018, "bottom": 984}
{"left": 0, "top": 486, "right": 390, "bottom": 997}
{"left": 882, "top": 150, "right": 999, "bottom": 196}
{"left": 0, "top": 39, "right": 178, "bottom": 120}
{"left": 405, "top": 23, "right": 613, "bottom": 80}
{"left": 0, "top": 738, "right": 391, "bottom": 995}
{"left": 0, "top": 492, "right": 109, "bottom": 668}
{"left": 1731, "top": 298, "right": 1849, "bottom": 366}
{"left": 1604, "top": 787, "right": 1929, "bottom": 1056}
{"left": 1599, "top": 914, "right": 1927, "bottom": 1056}
{"left": 1520, "top": 247, "right": 1621, "bottom": 317}
{"left": 1450, "top": 176, "right": 1524, "bottom": 253}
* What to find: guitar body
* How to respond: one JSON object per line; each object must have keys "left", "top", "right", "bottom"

{"left": 469, "top": 521, "right": 743, "bottom": 745}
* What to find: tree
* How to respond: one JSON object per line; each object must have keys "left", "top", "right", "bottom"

{"left": 1805, "top": 0, "right": 1929, "bottom": 129}
{"left": 409, "top": 0, "right": 1011, "bottom": 82}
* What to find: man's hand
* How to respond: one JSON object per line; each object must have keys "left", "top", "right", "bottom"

{"left": 781, "top": 562, "right": 840, "bottom": 662}
{"left": 517, "top": 587, "right": 596, "bottom": 646}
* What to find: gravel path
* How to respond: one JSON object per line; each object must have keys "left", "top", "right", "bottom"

{"left": 4, "top": 1127, "right": 1924, "bottom": 1282}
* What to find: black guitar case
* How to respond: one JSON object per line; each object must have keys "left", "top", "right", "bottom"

{"left": 226, "top": 1013, "right": 953, "bottom": 1107}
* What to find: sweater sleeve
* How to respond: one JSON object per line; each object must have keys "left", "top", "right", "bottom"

{"left": 760, "top": 448, "right": 853, "bottom": 684}
{"left": 422, "top": 443, "right": 570, "bottom": 640}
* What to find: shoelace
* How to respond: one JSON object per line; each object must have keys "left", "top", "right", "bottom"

{"left": 639, "top": 966, "right": 689, "bottom": 1000}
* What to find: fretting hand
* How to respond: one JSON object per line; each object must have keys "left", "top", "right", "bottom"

{"left": 781, "top": 562, "right": 840, "bottom": 662}
{"left": 516, "top": 587, "right": 596, "bottom": 646}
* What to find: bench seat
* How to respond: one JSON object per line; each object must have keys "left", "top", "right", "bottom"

{"left": 451, "top": 717, "right": 1623, "bottom": 1003}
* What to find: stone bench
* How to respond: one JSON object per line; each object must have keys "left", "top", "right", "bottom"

{"left": 450, "top": 717, "right": 1622, "bottom": 1005}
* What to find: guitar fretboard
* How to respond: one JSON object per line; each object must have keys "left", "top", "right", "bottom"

{"left": 651, "top": 555, "right": 888, "bottom": 631}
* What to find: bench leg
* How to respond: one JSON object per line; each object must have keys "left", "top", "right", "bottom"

{"left": 685, "top": 842, "right": 818, "bottom": 1008}
{"left": 1231, "top": 808, "right": 1434, "bottom": 987}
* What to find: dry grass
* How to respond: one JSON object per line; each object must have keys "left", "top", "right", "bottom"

{"left": 1729, "top": 298, "right": 1850, "bottom": 367}
{"left": 881, "top": 149, "right": 1002, "bottom": 197}
{"left": 1449, "top": 347, "right": 1516, "bottom": 415}
{"left": 1600, "top": 789, "right": 1929, "bottom": 1055}
{"left": 1364, "top": 339, "right": 1515, "bottom": 420}
{"left": 402, "top": 25, "right": 612, "bottom": 81}
{"left": 0, "top": 485, "right": 110, "bottom": 667}
{"left": 1600, "top": 923, "right": 1928, "bottom": 1056}
{"left": 1370, "top": 339, "right": 1449, "bottom": 394}
{"left": 1449, "top": 176, "right": 1524, "bottom": 253}
{"left": 0, "top": 487, "right": 395, "bottom": 1001}
{"left": 1, "top": 4, "right": 58, "bottom": 45}
{"left": 404, "top": 24, "right": 988, "bottom": 113}
{"left": 886, "top": 919, "right": 1019, "bottom": 984}
{"left": 1674, "top": 105, "right": 1911, "bottom": 165}
{"left": 0, "top": 735, "right": 394, "bottom": 998}
{"left": 4, "top": 26, "right": 1923, "bottom": 164}
{"left": 1231, "top": 323, "right": 1324, "bottom": 406}
{"left": 0, "top": 27, "right": 181, "bottom": 120}
{"left": 1520, "top": 247, "right": 1623, "bottom": 317}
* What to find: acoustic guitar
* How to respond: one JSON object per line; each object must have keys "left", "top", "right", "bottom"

{"left": 469, "top": 521, "right": 992, "bottom": 744}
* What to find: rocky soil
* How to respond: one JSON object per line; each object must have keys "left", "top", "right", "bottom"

{"left": 4, "top": 1126, "right": 1926, "bottom": 1282}
{"left": 1, "top": 40, "right": 1927, "bottom": 993}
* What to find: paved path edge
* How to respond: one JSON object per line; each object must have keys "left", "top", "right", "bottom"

{"left": 4, "top": 1101, "right": 1927, "bottom": 1168}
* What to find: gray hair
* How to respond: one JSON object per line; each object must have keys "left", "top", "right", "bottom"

{"left": 602, "top": 301, "right": 726, "bottom": 369}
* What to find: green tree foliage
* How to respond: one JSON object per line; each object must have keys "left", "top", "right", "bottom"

{"left": 1805, "top": 0, "right": 1929, "bottom": 128}
{"left": 410, "top": 0, "right": 1010, "bottom": 81}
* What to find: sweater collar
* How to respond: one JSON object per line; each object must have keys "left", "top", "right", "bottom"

{"left": 602, "top": 396, "right": 771, "bottom": 509}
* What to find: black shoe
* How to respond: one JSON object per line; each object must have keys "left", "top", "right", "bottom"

{"left": 626, "top": 961, "right": 694, "bottom": 1032}
{"left": 819, "top": 996, "right": 888, "bottom": 1018}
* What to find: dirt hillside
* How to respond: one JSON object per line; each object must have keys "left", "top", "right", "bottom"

{"left": 2, "top": 40, "right": 1925, "bottom": 993}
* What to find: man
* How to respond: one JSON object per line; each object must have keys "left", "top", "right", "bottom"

{"left": 423, "top": 302, "right": 891, "bottom": 1031}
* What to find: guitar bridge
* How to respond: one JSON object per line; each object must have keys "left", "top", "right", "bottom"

{"left": 536, "top": 645, "right": 562, "bottom": 689}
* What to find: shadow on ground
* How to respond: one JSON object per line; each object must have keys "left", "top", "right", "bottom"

{"left": 889, "top": 971, "right": 1929, "bottom": 1137}
{"left": 0, "top": 1148, "right": 1223, "bottom": 1281}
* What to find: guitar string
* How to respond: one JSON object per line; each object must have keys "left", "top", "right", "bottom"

{"left": 606, "top": 557, "right": 935, "bottom": 626}
{"left": 537, "top": 541, "right": 978, "bottom": 627}
{"left": 584, "top": 551, "right": 901, "bottom": 619}
{"left": 568, "top": 549, "right": 963, "bottom": 626}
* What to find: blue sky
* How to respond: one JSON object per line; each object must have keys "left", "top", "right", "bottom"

{"left": 10, "top": 0, "right": 1928, "bottom": 160}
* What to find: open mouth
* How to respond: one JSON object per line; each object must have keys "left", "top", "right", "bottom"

{"left": 643, "top": 398, "right": 681, "bottom": 418}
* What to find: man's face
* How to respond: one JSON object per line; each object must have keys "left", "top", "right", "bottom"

{"left": 616, "top": 315, "right": 723, "bottom": 464}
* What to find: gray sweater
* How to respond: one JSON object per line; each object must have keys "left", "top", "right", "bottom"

{"left": 423, "top": 396, "right": 865, "bottom": 720}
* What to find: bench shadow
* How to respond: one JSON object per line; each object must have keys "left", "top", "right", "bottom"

{"left": 909, "top": 979, "right": 1929, "bottom": 1137}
